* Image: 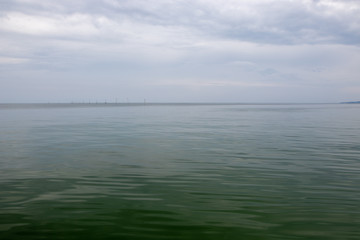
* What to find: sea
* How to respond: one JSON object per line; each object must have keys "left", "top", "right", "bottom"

{"left": 0, "top": 103, "right": 359, "bottom": 240}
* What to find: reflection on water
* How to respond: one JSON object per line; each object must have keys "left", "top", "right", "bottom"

{"left": 0, "top": 104, "right": 360, "bottom": 239}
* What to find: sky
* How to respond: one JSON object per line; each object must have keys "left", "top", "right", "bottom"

{"left": 1, "top": 0, "right": 360, "bottom": 103}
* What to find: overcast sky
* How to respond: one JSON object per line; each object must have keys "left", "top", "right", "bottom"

{"left": 1, "top": 0, "right": 360, "bottom": 103}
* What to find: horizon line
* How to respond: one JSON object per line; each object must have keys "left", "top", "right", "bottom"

{"left": 0, "top": 101, "right": 343, "bottom": 105}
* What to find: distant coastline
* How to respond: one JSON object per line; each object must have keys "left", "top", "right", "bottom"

{"left": 341, "top": 101, "right": 360, "bottom": 104}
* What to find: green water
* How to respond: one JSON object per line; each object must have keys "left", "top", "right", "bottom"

{"left": 0, "top": 103, "right": 359, "bottom": 239}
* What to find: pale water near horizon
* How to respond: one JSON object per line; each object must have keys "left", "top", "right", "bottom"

{"left": 0, "top": 103, "right": 359, "bottom": 239}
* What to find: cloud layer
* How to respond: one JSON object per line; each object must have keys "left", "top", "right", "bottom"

{"left": 1, "top": 0, "right": 360, "bottom": 102}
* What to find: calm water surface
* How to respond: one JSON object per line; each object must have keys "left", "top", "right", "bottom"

{"left": 0, "top": 103, "right": 360, "bottom": 239}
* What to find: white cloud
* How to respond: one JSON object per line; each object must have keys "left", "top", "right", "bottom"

{"left": 0, "top": 57, "right": 28, "bottom": 64}
{"left": 0, "top": 12, "right": 99, "bottom": 36}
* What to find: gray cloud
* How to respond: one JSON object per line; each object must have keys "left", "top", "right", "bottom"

{"left": 1, "top": 0, "right": 360, "bottom": 103}
{"left": 3, "top": 0, "right": 360, "bottom": 44}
